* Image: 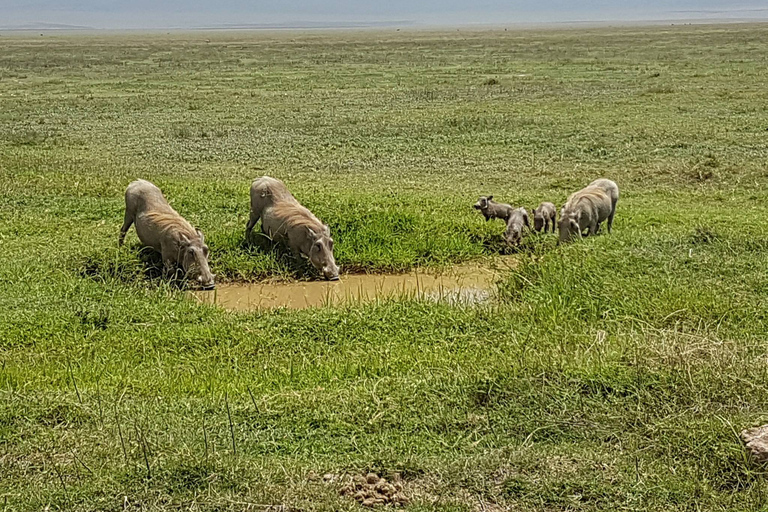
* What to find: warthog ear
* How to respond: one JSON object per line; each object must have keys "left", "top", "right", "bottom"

{"left": 196, "top": 228, "right": 205, "bottom": 244}
{"left": 306, "top": 227, "right": 317, "bottom": 240}
{"left": 487, "top": 195, "right": 493, "bottom": 201}
{"left": 323, "top": 224, "right": 331, "bottom": 236}
{"left": 179, "top": 233, "right": 190, "bottom": 247}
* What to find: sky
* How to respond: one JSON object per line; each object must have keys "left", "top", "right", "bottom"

{"left": 1, "top": 1, "right": 767, "bottom": 29}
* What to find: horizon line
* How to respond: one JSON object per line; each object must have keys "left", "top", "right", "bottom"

{"left": 2, "top": 16, "right": 768, "bottom": 33}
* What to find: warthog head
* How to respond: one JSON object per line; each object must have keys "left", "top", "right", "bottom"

{"left": 505, "top": 224, "right": 523, "bottom": 246}
{"left": 558, "top": 211, "right": 582, "bottom": 244}
{"left": 532, "top": 207, "right": 545, "bottom": 232}
{"left": 181, "top": 229, "right": 215, "bottom": 289}
{"left": 473, "top": 195, "right": 493, "bottom": 211}
{"left": 308, "top": 225, "right": 339, "bottom": 281}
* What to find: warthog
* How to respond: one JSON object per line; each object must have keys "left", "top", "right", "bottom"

{"left": 558, "top": 183, "right": 616, "bottom": 243}
{"left": 246, "top": 176, "right": 340, "bottom": 281}
{"left": 505, "top": 207, "right": 530, "bottom": 246}
{"left": 473, "top": 195, "right": 514, "bottom": 222}
{"left": 119, "top": 179, "right": 215, "bottom": 289}
{"left": 584, "top": 178, "right": 619, "bottom": 233}
{"left": 532, "top": 202, "right": 556, "bottom": 233}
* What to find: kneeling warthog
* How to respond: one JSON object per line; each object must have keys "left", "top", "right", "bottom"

{"left": 558, "top": 179, "right": 618, "bottom": 243}
{"left": 473, "top": 195, "right": 514, "bottom": 222}
{"left": 119, "top": 179, "right": 215, "bottom": 289}
{"left": 532, "top": 202, "right": 556, "bottom": 233}
{"left": 505, "top": 207, "right": 530, "bottom": 246}
{"left": 246, "top": 176, "right": 339, "bottom": 281}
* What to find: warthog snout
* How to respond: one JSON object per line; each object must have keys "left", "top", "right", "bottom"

{"left": 505, "top": 228, "right": 522, "bottom": 246}
{"left": 197, "top": 275, "right": 216, "bottom": 290}
{"left": 473, "top": 196, "right": 491, "bottom": 210}
{"left": 323, "top": 265, "right": 340, "bottom": 281}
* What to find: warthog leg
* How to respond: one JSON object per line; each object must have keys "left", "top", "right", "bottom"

{"left": 162, "top": 258, "right": 177, "bottom": 279}
{"left": 119, "top": 213, "right": 134, "bottom": 246}
{"left": 245, "top": 213, "right": 259, "bottom": 240}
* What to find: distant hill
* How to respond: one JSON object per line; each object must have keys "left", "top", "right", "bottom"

{"left": 0, "top": 22, "right": 96, "bottom": 31}
{"left": 192, "top": 20, "right": 415, "bottom": 30}
{"left": 2, "top": 2, "right": 768, "bottom": 31}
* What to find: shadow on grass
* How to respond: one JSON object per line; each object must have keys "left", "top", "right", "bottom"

{"left": 77, "top": 245, "right": 192, "bottom": 290}
{"left": 242, "top": 231, "right": 321, "bottom": 281}
{"left": 75, "top": 233, "right": 319, "bottom": 288}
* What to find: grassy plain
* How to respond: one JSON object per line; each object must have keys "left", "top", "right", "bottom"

{"left": 2, "top": 23, "right": 768, "bottom": 510}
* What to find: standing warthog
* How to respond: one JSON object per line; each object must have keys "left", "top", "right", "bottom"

{"left": 119, "top": 179, "right": 215, "bottom": 289}
{"left": 246, "top": 176, "right": 339, "bottom": 281}
{"left": 558, "top": 184, "right": 615, "bottom": 243}
{"left": 584, "top": 178, "right": 619, "bottom": 233}
{"left": 504, "top": 207, "right": 530, "bottom": 246}
{"left": 473, "top": 195, "right": 514, "bottom": 222}
{"left": 532, "top": 202, "right": 556, "bottom": 233}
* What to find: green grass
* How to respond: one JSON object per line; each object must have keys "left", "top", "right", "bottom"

{"left": 2, "top": 24, "right": 768, "bottom": 510}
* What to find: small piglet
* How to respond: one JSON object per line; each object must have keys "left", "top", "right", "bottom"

{"left": 532, "top": 202, "right": 557, "bottom": 233}
{"left": 473, "top": 195, "right": 514, "bottom": 222}
{"left": 505, "top": 207, "right": 530, "bottom": 246}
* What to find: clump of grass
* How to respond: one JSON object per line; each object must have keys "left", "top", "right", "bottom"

{"left": 3, "top": 127, "right": 58, "bottom": 146}
{"left": 73, "top": 304, "right": 111, "bottom": 330}
{"left": 690, "top": 225, "right": 720, "bottom": 245}
{"left": 688, "top": 153, "right": 720, "bottom": 182}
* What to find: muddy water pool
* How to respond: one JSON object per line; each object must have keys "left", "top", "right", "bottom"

{"left": 190, "top": 258, "right": 515, "bottom": 311}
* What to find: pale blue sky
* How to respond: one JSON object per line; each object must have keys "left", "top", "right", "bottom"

{"left": 2, "top": 1, "right": 766, "bottom": 29}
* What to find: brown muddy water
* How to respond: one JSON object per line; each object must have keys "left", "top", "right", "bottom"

{"left": 190, "top": 258, "right": 516, "bottom": 311}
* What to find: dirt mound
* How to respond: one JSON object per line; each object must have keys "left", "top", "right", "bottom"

{"left": 340, "top": 472, "right": 409, "bottom": 507}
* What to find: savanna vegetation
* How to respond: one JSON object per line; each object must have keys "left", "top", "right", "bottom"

{"left": 1, "top": 23, "right": 768, "bottom": 510}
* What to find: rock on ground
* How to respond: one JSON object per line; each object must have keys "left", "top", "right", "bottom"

{"left": 741, "top": 424, "right": 768, "bottom": 462}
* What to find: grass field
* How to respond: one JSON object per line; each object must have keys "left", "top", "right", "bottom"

{"left": 2, "top": 23, "right": 768, "bottom": 510}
